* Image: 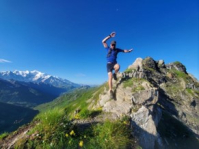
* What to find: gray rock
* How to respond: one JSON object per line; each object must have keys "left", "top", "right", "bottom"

{"left": 99, "top": 93, "right": 111, "bottom": 106}
{"left": 129, "top": 72, "right": 133, "bottom": 77}
{"left": 98, "top": 76, "right": 161, "bottom": 148}
{"left": 116, "top": 86, "right": 132, "bottom": 102}
{"left": 132, "top": 89, "right": 159, "bottom": 106}
{"left": 166, "top": 62, "right": 187, "bottom": 73}
{"left": 139, "top": 71, "right": 145, "bottom": 78}
{"left": 186, "top": 83, "right": 195, "bottom": 89}
{"left": 103, "top": 100, "right": 133, "bottom": 116}
{"left": 142, "top": 57, "right": 157, "bottom": 70}
{"left": 102, "top": 86, "right": 133, "bottom": 116}
{"left": 131, "top": 106, "right": 159, "bottom": 149}
{"left": 133, "top": 71, "right": 138, "bottom": 78}
{"left": 128, "top": 58, "right": 143, "bottom": 71}
{"left": 157, "top": 60, "right": 165, "bottom": 68}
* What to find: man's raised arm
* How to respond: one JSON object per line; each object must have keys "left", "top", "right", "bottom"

{"left": 102, "top": 32, "right": 116, "bottom": 48}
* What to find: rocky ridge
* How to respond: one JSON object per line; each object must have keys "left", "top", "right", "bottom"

{"left": 90, "top": 57, "right": 199, "bottom": 149}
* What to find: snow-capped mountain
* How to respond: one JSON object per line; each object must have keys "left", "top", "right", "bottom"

{"left": 0, "top": 70, "right": 80, "bottom": 88}
{"left": 0, "top": 71, "right": 90, "bottom": 108}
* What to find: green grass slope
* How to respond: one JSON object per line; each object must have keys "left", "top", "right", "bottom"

{"left": 1, "top": 84, "right": 139, "bottom": 149}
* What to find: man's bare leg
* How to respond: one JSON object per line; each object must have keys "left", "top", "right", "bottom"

{"left": 108, "top": 64, "right": 120, "bottom": 92}
{"left": 108, "top": 72, "right": 113, "bottom": 91}
{"left": 114, "top": 63, "right": 120, "bottom": 73}
{"left": 113, "top": 64, "right": 120, "bottom": 80}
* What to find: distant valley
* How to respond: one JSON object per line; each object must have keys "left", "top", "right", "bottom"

{"left": 0, "top": 102, "right": 38, "bottom": 134}
{"left": 0, "top": 70, "right": 88, "bottom": 107}
{"left": 0, "top": 70, "right": 89, "bottom": 134}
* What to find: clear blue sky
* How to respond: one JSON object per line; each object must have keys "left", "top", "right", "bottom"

{"left": 0, "top": 0, "right": 198, "bottom": 85}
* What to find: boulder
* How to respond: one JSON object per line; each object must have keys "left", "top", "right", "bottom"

{"left": 103, "top": 100, "right": 133, "bottom": 116}
{"left": 132, "top": 89, "right": 159, "bottom": 106}
{"left": 128, "top": 58, "right": 143, "bottom": 71}
{"left": 131, "top": 106, "right": 161, "bottom": 149}
{"left": 142, "top": 57, "right": 157, "bottom": 70}
{"left": 157, "top": 60, "right": 165, "bottom": 68}
{"left": 99, "top": 93, "right": 111, "bottom": 106}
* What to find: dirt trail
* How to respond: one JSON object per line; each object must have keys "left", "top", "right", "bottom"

{"left": 0, "top": 122, "right": 37, "bottom": 149}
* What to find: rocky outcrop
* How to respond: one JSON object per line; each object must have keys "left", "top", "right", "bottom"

{"left": 98, "top": 84, "right": 162, "bottom": 149}
{"left": 131, "top": 106, "right": 162, "bottom": 149}
{"left": 94, "top": 57, "right": 199, "bottom": 149}
{"left": 166, "top": 62, "right": 187, "bottom": 74}
{"left": 96, "top": 59, "right": 163, "bottom": 148}
{"left": 128, "top": 57, "right": 143, "bottom": 71}
{"left": 142, "top": 57, "right": 158, "bottom": 70}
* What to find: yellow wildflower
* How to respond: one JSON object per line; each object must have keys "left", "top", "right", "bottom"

{"left": 74, "top": 114, "right": 80, "bottom": 119}
{"left": 123, "top": 121, "right": 127, "bottom": 125}
{"left": 79, "top": 140, "right": 83, "bottom": 147}
{"left": 70, "top": 130, "right": 75, "bottom": 136}
{"left": 65, "top": 133, "right": 69, "bottom": 137}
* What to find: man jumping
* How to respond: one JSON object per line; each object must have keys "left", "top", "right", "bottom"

{"left": 102, "top": 32, "right": 133, "bottom": 97}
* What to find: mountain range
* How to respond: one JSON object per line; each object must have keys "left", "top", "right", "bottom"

{"left": 0, "top": 70, "right": 88, "bottom": 107}
{"left": 0, "top": 70, "right": 80, "bottom": 88}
